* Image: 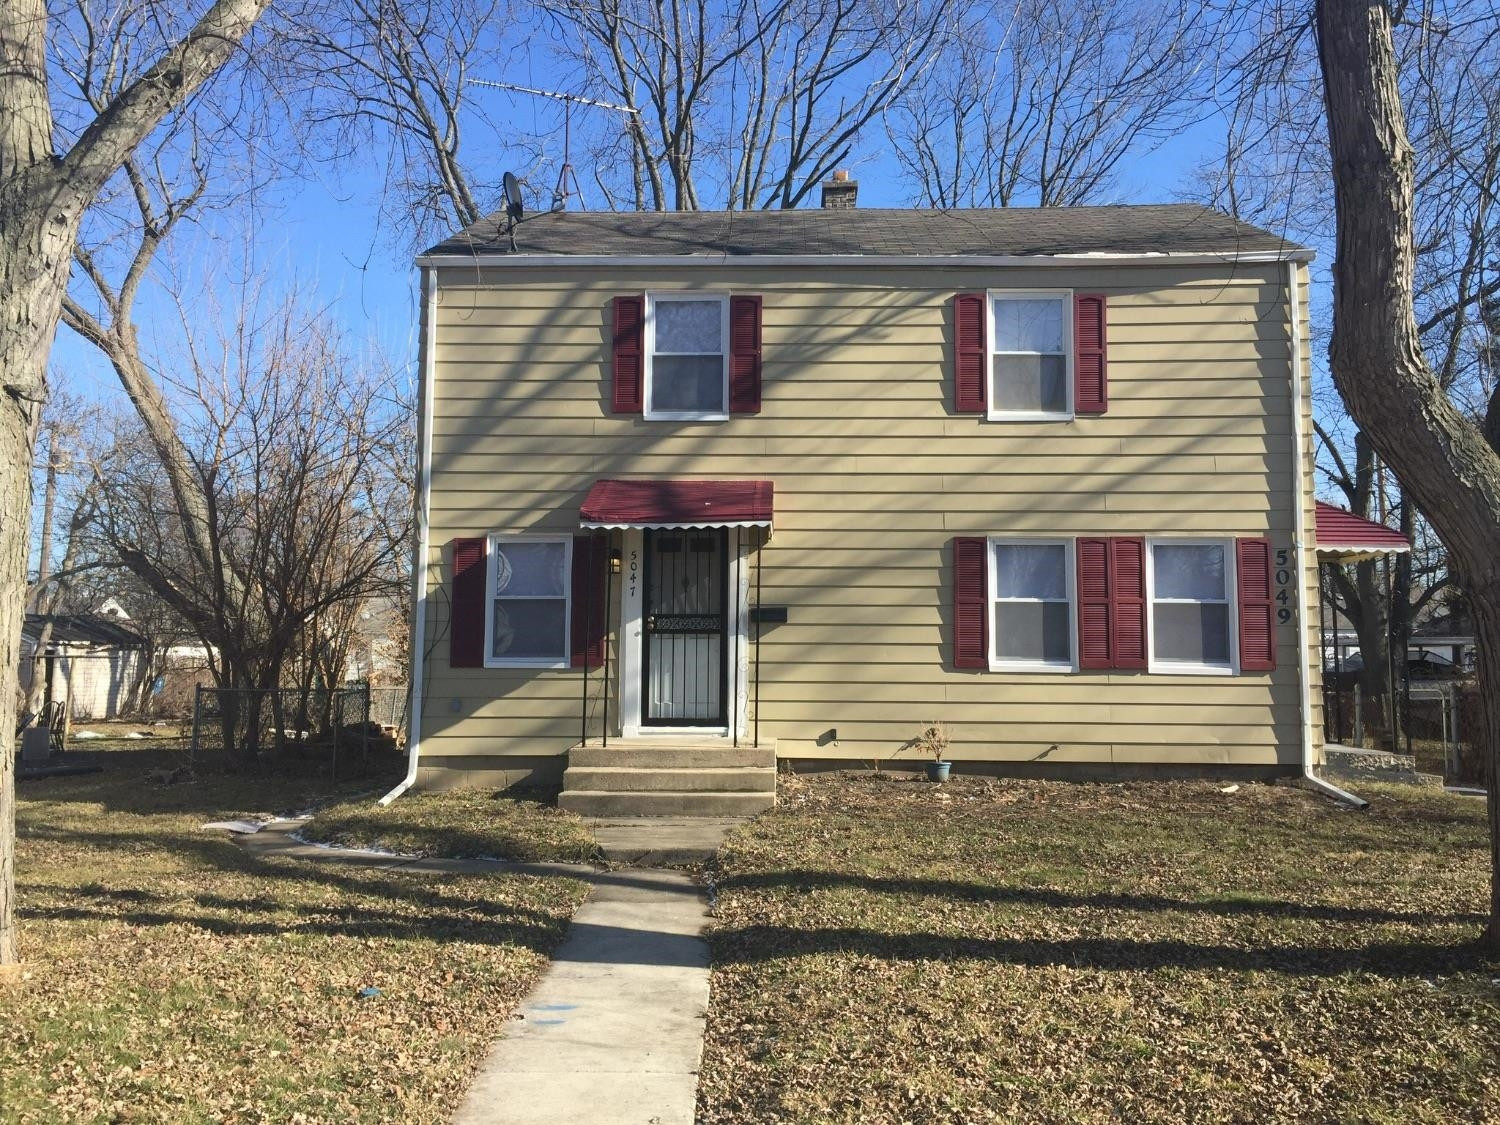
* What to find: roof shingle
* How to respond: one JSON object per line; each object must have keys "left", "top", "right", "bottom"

{"left": 421, "top": 204, "right": 1303, "bottom": 260}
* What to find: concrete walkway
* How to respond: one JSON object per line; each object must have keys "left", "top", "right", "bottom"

{"left": 454, "top": 867, "right": 710, "bottom": 1125}
{"left": 587, "top": 816, "right": 744, "bottom": 866}
{"left": 225, "top": 820, "right": 715, "bottom": 1124}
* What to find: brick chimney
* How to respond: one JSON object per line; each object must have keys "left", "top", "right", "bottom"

{"left": 820, "top": 169, "right": 858, "bottom": 209}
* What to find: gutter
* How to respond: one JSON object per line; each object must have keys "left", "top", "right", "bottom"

{"left": 1287, "top": 259, "right": 1368, "bottom": 809}
{"left": 381, "top": 267, "right": 438, "bottom": 805}
{"left": 415, "top": 249, "right": 1316, "bottom": 270}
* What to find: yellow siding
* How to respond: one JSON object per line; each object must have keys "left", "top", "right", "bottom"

{"left": 417, "top": 261, "right": 1318, "bottom": 773}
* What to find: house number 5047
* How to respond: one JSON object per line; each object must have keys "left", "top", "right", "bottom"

{"left": 1274, "top": 548, "right": 1294, "bottom": 625}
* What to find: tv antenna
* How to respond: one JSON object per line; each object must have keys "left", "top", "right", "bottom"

{"left": 471, "top": 80, "right": 641, "bottom": 211}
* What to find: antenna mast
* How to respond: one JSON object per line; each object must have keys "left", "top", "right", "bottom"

{"left": 471, "top": 80, "right": 640, "bottom": 211}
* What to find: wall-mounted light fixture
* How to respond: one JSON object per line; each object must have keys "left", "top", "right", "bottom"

{"left": 608, "top": 549, "right": 622, "bottom": 574}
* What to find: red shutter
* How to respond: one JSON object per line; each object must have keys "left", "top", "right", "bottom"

{"left": 612, "top": 295, "right": 644, "bottom": 413}
{"left": 450, "top": 537, "right": 487, "bottom": 668}
{"left": 1236, "top": 537, "right": 1276, "bottom": 672}
{"left": 1074, "top": 293, "right": 1107, "bottom": 415}
{"left": 953, "top": 293, "right": 987, "bottom": 413}
{"left": 1076, "top": 538, "right": 1112, "bottom": 669}
{"left": 571, "top": 535, "right": 607, "bottom": 669}
{"left": 729, "top": 294, "right": 762, "bottom": 414}
{"left": 953, "top": 537, "right": 988, "bottom": 668}
{"left": 1109, "top": 537, "right": 1148, "bottom": 669}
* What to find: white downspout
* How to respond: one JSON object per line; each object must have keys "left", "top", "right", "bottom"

{"left": 381, "top": 267, "right": 437, "bottom": 805}
{"left": 1288, "top": 260, "right": 1368, "bottom": 809}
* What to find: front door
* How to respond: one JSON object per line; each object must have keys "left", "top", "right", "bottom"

{"left": 642, "top": 528, "right": 728, "bottom": 726}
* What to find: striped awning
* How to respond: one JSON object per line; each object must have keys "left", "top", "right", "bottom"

{"left": 1315, "top": 501, "right": 1411, "bottom": 561}
{"left": 580, "top": 478, "right": 773, "bottom": 531}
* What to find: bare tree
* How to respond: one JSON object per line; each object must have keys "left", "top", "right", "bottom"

{"left": 1317, "top": 0, "right": 1500, "bottom": 946}
{"left": 0, "top": 0, "right": 273, "bottom": 967}
{"left": 286, "top": 0, "right": 531, "bottom": 244}
{"left": 88, "top": 280, "right": 408, "bottom": 763}
{"left": 725, "top": 0, "right": 951, "bottom": 209}
{"left": 1205, "top": 0, "right": 1499, "bottom": 745}
{"left": 886, "top": 0, "right": 1215, "bottom": 208}
{"left": 541, "top": 0, "right": 950, "bottom": 210}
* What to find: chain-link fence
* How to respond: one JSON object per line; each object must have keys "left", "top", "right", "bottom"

{"left": 1323, "top": 680, "right": 1484, "bottom": 786}
{"left": 366, "top": 685, "right": 409, "bottom": 738}
{"left": 188, "top": 683, "right": 407, "bottom": 781}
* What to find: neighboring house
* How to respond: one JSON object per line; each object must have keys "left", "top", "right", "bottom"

{"left": 20, "top": 613, "right": 147, "bottom": 720}
{"left": 1409, "top": 606, "right": 1475, "bottom": 671}
{"left": 397, "top": 183, "right": 1409, "bottom": 805}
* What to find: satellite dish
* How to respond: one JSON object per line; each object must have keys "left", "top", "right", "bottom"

{"left": 500, "top": 172, "right": 525, "bottom": 251}
{"left": 503, "top": 172, "right": 525, "bottom": 221}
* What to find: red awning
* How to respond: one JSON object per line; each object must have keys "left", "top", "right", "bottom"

{"left": 1314, "top": 501, "right": 1411, "bottom": 560}
{"left": 580, "top": 479, "right": 774, "bottom": 531}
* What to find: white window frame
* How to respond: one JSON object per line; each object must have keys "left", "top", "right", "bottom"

{"left": 644, "top": 292, "right": 731, "bottom": 422}
{"left": 1145, "top": 537, "right": 1238, "bottom": 676}
{"left": 483, "top": 533, "right": 573, "bottom": 669}
{"left": 987, "top": 289, "right": 1073, "bottom": 421}
{"left": 987, "top": 536, "right": 1077, "bottom": 673}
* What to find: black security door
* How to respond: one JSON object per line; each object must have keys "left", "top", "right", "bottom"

{"left": 642, "top": 528, "right": 728, "bottom": 725}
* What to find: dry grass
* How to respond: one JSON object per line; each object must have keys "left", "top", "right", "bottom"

{"left": 1, "top": 745, "right": 590, "bottom": 1123}
{"left": 699, "top": 773, "right": 1500, "bottom": 1124}
{"left": 301, "top": 790, "right": 603, "bottom": 864}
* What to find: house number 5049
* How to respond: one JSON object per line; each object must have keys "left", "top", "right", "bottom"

{"left": 1274, "top": 548, "right": 1294, "bottom": 625}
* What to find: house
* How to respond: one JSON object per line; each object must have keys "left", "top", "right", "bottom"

{"left": 390, "top": 182, "right": 1410, "bottom": 812}
{"left": 20, "top": 613, "right": 147, "bottom": 720}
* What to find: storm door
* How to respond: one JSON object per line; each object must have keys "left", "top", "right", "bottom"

{"left": 642, "top": 528, "right": 728, "bottom": 725}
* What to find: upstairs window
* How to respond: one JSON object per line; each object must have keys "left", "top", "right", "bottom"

{"left": 1149, "top": 541, "right": 1234, "bottom": 674}
{"left": 990, "top": 293, "right": 1071, "bottom": 420}
{"left": 646, "top": 294, "right": 729, "bottom": 420}
{"left": 990, "top": 539, "right": 1074, "bottom": 671}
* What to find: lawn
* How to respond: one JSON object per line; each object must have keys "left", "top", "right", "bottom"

{"left": 302, "top": 789, "right": 602, "bottom": 864}
{"left": 1, "top": 744, "right": 592, "bottom": 1123}
{"left": 699, "top": 773, "right": 1500, "bottom": 1124}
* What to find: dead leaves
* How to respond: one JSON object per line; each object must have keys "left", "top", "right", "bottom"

{"left": 0, "top": 767, "right": 591, "bottom": 1123}
{"left": 698, "top": 774, "right": 1500, "bottom": 1124}
{"left": 300, "top": 790, "right": 602, "bottom": 864}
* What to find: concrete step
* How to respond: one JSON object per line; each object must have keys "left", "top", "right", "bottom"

{"left": 569, "top": 744, "right": 776, "bottom": 770}
{"left": 565, "top": 766, "right": 776, "bottom": 793}
{"left": 559, "top": 789, "right": 776, "bottom": 818}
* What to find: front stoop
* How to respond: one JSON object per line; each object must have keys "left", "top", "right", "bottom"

{"left": 560, "top": 740, "right": 777, "bottom": 817}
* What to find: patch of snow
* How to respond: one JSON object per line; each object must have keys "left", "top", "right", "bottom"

{"left": 286, "top": 829, "right": 419, "bottom": 859}
{"left": 202, "top": 820, "right": 268, "bottom": 835}
{"left": 73, "top": 730, "right": 103, "bottom": 740}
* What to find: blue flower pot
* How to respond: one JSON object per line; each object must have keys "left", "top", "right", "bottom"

{"left": 925, "top": 761, "right": 951, "bottom": 783}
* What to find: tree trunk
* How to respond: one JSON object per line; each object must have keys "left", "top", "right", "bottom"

{"left": 1, "top": 0, "right": 273, "bottom": 967}
{"left": 1318, "top": 0, "right": 1500, "bottom": 947}
{"left": 1471, "top": 592, "right": 1500, "bottom": 943}
{"left": 0, "top": 198, "right": 83, "bottom": 971}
